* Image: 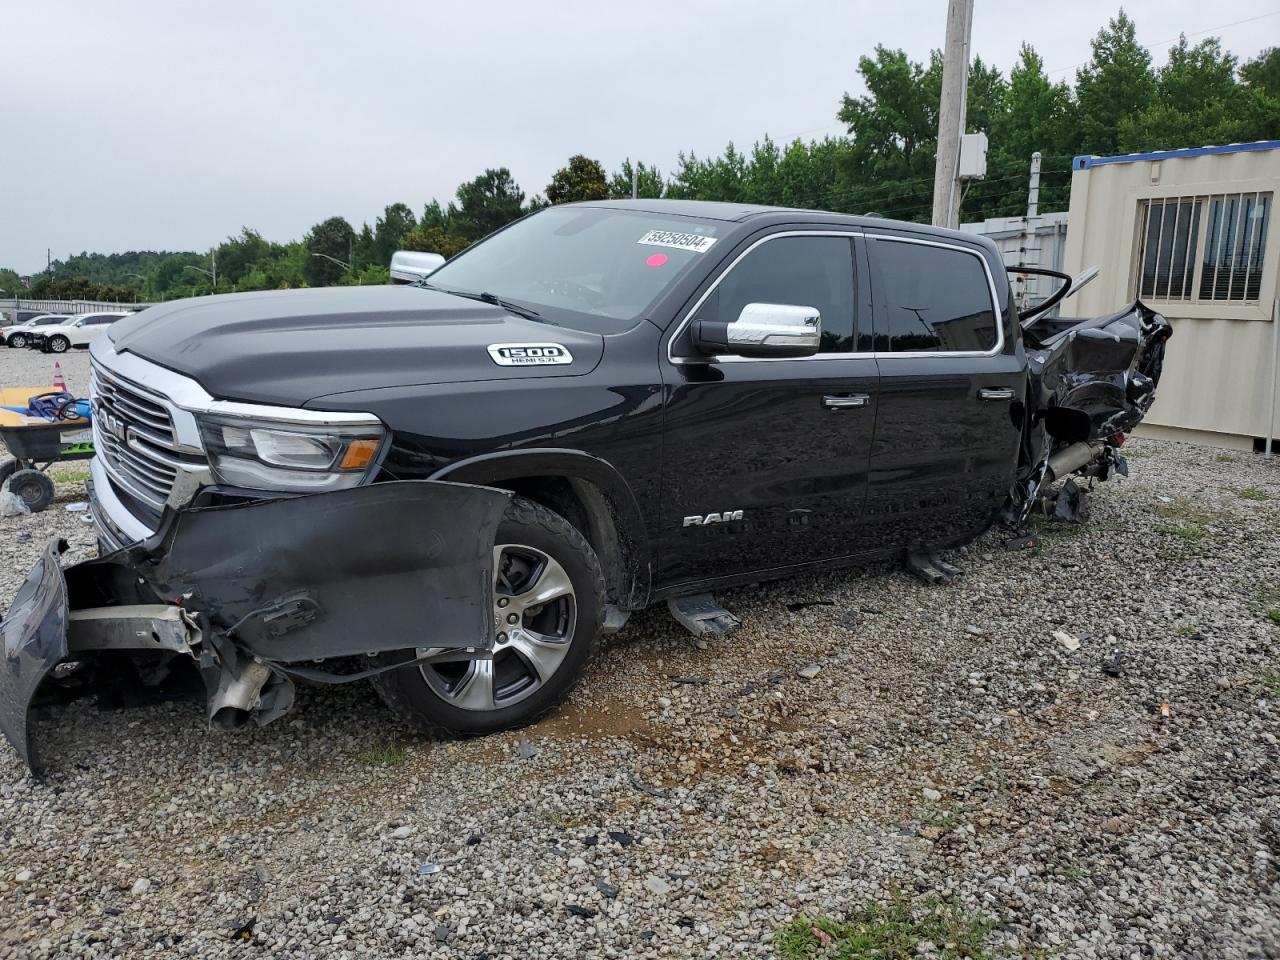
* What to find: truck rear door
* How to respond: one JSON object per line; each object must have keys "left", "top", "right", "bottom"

{"left": 861, "top": 232, "right": 1025, "bottom": 550}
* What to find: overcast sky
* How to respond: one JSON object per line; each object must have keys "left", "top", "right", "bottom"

{"left": 2, "top": 1, "right": 1276, "bottom": 273}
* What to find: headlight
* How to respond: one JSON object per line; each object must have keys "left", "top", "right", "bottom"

{"left": 198, "top": 415, "right": 387, "bottom": 492}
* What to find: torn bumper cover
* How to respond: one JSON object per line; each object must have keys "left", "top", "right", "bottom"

{"left": 1004, "top": 299, "right": 1173, "bottom": 526}
{"left": 0, "top": 480, "right": 510, "bottom": 773}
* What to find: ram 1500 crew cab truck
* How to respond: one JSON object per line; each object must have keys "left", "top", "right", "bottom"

{"left": 0, "top": 200, "right": 1170, "bottom": 771}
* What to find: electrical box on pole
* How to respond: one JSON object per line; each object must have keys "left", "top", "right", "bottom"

{"left": 957, "top": 133, "right": 988, "bottom": 180}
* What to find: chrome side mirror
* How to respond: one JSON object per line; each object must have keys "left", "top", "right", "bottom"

{"left": 390, "top": 250, "right": 446, "bottom": 284}
{"left": 693, "top": 302, "right": 821, "bottom": 358}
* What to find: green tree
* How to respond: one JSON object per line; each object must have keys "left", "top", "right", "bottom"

{"left": 304, "top": 216, "right": 355, "bottom": 286}
{"left": 608, "top": 159, "right": 664, "bottom": 199}
{"left": 1241, "top": 46, "right": 1280, "bottom": 96}
{"left": 372, "top": 202, "right": 417, "bottom": 266}
{"left": 1074, "top": 9, "right": 1156, "bottom": 155}
{"left": 545, "top": 155, "right": 609, "bottom": 204}
{"left": 450, "top": 168, "right": 526, "bottom": 241}
{"left": 1130, "top": 36, "right": 1247, "bottom": 150}
{"left": 402, "top": 225, "right": 471, "bottom": 260}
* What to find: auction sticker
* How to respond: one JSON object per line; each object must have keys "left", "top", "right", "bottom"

{"left": 636, "top": 230, "right": 718, "bottom": 253}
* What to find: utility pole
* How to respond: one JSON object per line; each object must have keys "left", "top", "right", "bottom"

{"left": 631, "top": 163, "right": 638, "bottom": 200}
{"left": 1026, "top": 152, "right": 1042, "bottom": 218}
{"left": 931, "top": 0, "right": 974, "bottom": 230}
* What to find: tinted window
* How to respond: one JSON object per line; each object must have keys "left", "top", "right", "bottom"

{"left": 701, "top": 235, "right": 855, "bottom": 353}
{"left": 871, "top": 239, "right": 996, "bottom": 352}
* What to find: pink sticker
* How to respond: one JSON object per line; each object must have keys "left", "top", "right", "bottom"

{"left": 645, "top": 253, "right": 669, "bottom": 268}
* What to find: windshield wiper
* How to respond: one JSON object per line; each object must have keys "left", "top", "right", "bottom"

{"left": 427, "top": 286, "right": 545, "bottom": 323}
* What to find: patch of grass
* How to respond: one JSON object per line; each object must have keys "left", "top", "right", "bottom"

{"left": 1060, "top": 863, "right": 1090, "bottom": 881}
{"left": 1157, "top": 523, "right": 1208, "bottom": 542}
{"left": 53, "top": 468, "right": 91, "bottom": 483}
{"left": 1233, "top": 487, "right": 1271, "bottom": 502}
{"left": 355, "top": 739, "right": 407, "bottom": 767}
{"left": 921, "top": 810, "right": 959, "bottom": 831}
{"left": 1150, "top": 498, "right": 1229, "bottom": 525}
{"left": 1264, "top": 672, "right": 1280, "bottom": 698}
{"left": 1215, "top": 453, "right": 1236, "bottom": 463}
{"left": 1174, "top": 624, "right": 1198, "bottom": 637}
{"left": 776, "top": 897, "right": 1000, "bottom": 959}
{"left": 540, "top": 809, "right": 578, "bottom": 830}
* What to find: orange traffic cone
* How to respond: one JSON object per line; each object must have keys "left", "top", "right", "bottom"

{"left": 52, "top": 360, "right": 67, "bottom": 392}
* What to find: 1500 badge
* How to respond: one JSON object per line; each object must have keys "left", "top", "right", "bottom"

{"left": 487, "top": 343, "right": 574, "bottom": 366}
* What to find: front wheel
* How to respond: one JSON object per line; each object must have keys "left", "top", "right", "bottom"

{"left": 7, "top": 334, "right": 26, "bottom": 349}
{"left": 371, "top": 497, "right": 605, "bottom": 737}
{"left": 46, "top": 335, "right": 70, "bottom": 353}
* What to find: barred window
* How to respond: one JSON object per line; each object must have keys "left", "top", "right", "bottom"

{"left": 1135, "top": 192, "right": 1271, "bottom": 304}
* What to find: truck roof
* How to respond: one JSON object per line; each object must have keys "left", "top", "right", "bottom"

{"left": 575, "top": 198, "right": 992, "bottom": 247}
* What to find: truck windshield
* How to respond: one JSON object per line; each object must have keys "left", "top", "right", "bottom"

{"left": 421, "top": 207, "right": 726, "bottom": 333}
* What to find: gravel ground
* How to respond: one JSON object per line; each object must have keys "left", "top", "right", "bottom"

{"left": 1, "top": 347, "right": 1278, "bottom": 959}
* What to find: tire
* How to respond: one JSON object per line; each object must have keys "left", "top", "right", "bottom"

{"left": 47, "top": 335, "right": 69, "bottom": 354}
{"left": 371, "top": 496, "right": 605, "bottom": 738}
{"left": 0, "top": 459, "right": 17, "bottom": 489}
{"left": 6, "top": 469, "right": 56, "bottom": 513}
{"left": 7, "top": 334, "right": 26, "bottom": 349}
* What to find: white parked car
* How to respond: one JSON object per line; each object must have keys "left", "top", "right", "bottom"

{"left": 0, "top": 314, "right": 71, "bottom": 348}
{"left": 26, "top": 311, "right": 133, "bottom": 353}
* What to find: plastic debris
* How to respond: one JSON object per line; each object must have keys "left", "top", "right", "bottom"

{"left": 1053, "top": 630, "right": 1081, "bottom": 651}
{"left": 65, "top": 501, "right": 88, "bottom": 513}
{"left": 922, "top": 787, "right": 942, "bottom": 802}
{"left": 388, "top": 825, "right": 414, "bottom": 840}
{"left": 230, "top": 918, "right": 256, "bottom": 942}
{"left": 515, "top": 737, "right": 537, "bottom": 759}
{"left": 644, "top": 875, "right": 672, "bottom": 896}
{"left": 0, "top": 490, "right": 30, "bottom": 517}
{"left": 565, "top": 903, "right": 597, "bottom": 918}
{"left": 416, "top": 862, "right": 443, "bottom": 875}
{"left": 607, "top": 830, "right": 634, "bottom": 847}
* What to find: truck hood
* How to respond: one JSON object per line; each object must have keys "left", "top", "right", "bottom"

{"left": 108, "top": 286, "right": 605, "bottom": 407}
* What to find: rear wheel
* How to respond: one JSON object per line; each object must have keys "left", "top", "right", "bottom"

{"left": 371, "top": 497, "right": 604, "bottom": 737}
{"left": 47, "top": 335, "right": 70, "bottom": 353}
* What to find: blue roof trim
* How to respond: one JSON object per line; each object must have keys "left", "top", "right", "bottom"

{"left": 1073, "top": 140, "right": 1280, "bottom": 170}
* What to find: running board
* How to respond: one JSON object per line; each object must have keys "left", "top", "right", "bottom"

{"left": 904, "top": 549, "right": 963, "bottom": 585}
{"left": 667, "top": 593, "right": 741, "bottom": 638}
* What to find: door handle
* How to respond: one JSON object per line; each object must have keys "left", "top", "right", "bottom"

{"left": 978, "top": 387, "right": 1015, "bottom": 402}
{"left": 823, "top": 394, "right": 870, "bottom": 410}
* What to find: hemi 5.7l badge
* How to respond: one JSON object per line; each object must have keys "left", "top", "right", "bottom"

{"left": 487, "top": 343, "right": 574, "bottom": 366}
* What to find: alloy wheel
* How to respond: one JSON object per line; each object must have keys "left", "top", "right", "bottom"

{"left": 420, "top": 544, "right": 577, "bottom": 711}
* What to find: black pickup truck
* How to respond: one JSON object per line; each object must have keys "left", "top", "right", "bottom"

{"left": 0, "top": 200, "right": 1170, "bottom": 771}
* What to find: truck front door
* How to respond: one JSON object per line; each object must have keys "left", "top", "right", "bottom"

{"left": 659, "top": 231, "right": 879, "bottom": 588}
{"left": 861, "top": 233, "right": 1024, "bottom": 550}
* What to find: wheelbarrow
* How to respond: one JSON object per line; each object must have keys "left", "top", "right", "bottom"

{"left": 0, "top": 387, "right": 94, "bottom": 513}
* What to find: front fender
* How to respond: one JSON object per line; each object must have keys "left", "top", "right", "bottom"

{"left": 429, "top": 447, "right": 652, "bottom": 609}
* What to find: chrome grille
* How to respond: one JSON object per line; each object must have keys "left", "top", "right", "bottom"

{"left": 90, "top": 361, "right": 197, "bottom": 511}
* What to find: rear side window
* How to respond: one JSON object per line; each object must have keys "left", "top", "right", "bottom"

{"left": 870, "top": 239, "right": 997, "bottom": 353}
{"left": 701, "top": 235, "right": 856, "bottom": 353}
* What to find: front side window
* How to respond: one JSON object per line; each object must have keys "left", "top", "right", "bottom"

{"left": 698, "top": 235, "right": 856, "bottom": 353}
{"left": 870, "top": 239, "right": 997, "bottom": 353}
{"left": 1136, "top": 192, "right": 1271, "bottom": 303}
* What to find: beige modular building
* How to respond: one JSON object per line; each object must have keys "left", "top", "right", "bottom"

{"left": 1062, "top": 140, "right": 1279, "bottom": 449}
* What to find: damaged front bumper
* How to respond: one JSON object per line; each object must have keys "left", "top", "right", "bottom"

{"left": 0, "top": 480, "right": 510, "bottom": 774}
